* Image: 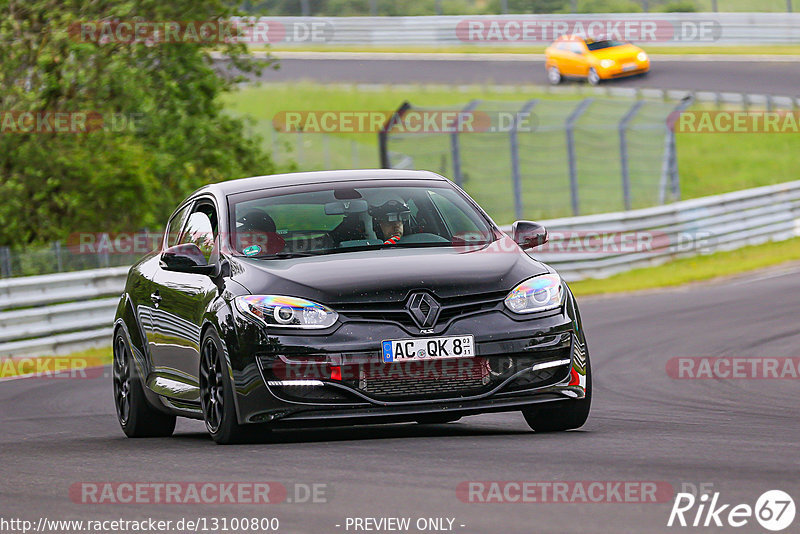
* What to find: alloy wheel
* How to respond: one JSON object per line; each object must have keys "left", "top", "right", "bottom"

{"left": 200, "top": 337, "right": 224, "bottom": 433}
{"left": 587, "top": 68, "right": 600, "bottom": 86}
{"left": 112, "top": 335, "right": 131, "bottom": 425}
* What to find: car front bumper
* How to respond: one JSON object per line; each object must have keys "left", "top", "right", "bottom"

{"left": 223, "top": 292, "right": 589, "bottom": 426}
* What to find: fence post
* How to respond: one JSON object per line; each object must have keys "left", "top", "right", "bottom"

{"left": 379, "top": 101, "right": 411, "bottom": 169}
{"left": 660, "top": 96, "right": 694, "bottom": 204}
{"left": 565, "top": 98, "right": 593, "bottom": 216}
{"left": 619, "top": 100, "right": 644, "bottom": 211}
{"left": 0, "top": 246, "right": 11, "bottom": 278}
{"left": 53, "top": 241, "right": 63, "bottom": 272}
{"left": 98, "top": 233, "right": 110, "bottom": 268}
{"left": 510, "top": 99, "right": 538, "bottom": 220}
{"left": 501, "top": 0, "right": 508, "bottom": 14}
{"left": 451, "top": 100, "right": 481, "bottom": 187}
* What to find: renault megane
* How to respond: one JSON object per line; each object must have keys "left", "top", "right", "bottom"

{"left": 112, "top": 169, "right": 591, "bottom": 444}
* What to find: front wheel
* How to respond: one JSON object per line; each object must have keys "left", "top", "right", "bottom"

{"left": 199, "top": 330, "right": 270, "bottom": 444}
{"left": 113, "top": 332, "right": 176, "bottom": 438}
{"left": 587, "top": 67, "right": 600, "bottom": 86}
{"left": 521, "top": 359, "right": 591, "bottom": 432}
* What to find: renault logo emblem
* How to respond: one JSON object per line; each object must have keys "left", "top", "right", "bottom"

{"left": 406, "top": 293, "right": 441, "bottom": 329}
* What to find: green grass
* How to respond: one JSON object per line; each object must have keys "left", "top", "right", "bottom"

{"left": 0, "top": 347, "right": 111, "bottom": 378}
{"left": 569, "top": 235, "right": 800, "bottom": 296}
{"left": 259, "top": 44, "right": 800, "bottom": 56}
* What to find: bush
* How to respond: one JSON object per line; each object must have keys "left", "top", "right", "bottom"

{"left": 0, "top": 0, "right": 277, "bottom": 246}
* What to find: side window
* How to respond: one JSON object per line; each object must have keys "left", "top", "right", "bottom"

{"left": 179, "top": 203, "right": 218, "bottom": 262}
{"left": 165, "top": 203, "right": 192, "bottom": 248}
{"left": 570, "top": 42, "right": 585, "bottom": 55}
{"left": 429, "top": 191, "right": 482, "bottom": 238}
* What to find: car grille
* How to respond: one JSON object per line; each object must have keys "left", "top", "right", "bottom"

{"left": 358, "top": 358, "right": 491, "bottom": 400}
{"left": 335, "top": 290, "right": 507, "bottom": 329}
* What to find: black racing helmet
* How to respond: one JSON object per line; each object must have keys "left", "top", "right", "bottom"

{"left": 368, "top": 199, "right": 411, "bottom": 223}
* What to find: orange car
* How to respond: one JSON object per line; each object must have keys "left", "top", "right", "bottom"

{"left": 544, "top": 35, "right": 650, "bottom": 85}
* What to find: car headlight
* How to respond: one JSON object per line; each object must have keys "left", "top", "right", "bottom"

{"left": 600, "top": 59, "right": 615, "bottom": 69}
{"left": 504, "top": 274, "right": 564, "bottom": 314}
{"left": 234, "top": 295, "right": 338, "bottom": 329}
{"left": 637, "top": 51, "right": 648, "bottom": 62}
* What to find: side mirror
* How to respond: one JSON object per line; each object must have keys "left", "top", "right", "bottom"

{"left": 160, "top": 244, "right": 216, "bottom": 275}
{"left": 511, "top": 221, "right": 548, "bottom": 250}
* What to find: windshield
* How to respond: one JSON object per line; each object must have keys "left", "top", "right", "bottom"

{"left": 228, "top": 182, "right": 495, "bottom": 258}
{"left": 586, "top": 39, "right": 626, "bottom": 50}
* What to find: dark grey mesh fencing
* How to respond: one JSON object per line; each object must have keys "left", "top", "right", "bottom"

{"left": 383, "top": 96, "right": 692, "bottom": 223}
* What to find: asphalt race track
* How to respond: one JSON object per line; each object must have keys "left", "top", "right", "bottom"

{"left": 2, "top": 264, "right": 798, "bottom": 534}
{"left": 248, "top": 55, "right": 800, "bottom": 95}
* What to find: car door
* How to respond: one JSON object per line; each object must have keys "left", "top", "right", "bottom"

{"left": 569, "top": 41, "right": 590, "bottom": 76}
{"left": 550, "top": 42, "right": 571, "bottom": 74}
{"left": 138, "top": 201, "right": 192, "bottom": 368}
{"left": 149, "top": 198, "right": 221, "bottom": 393}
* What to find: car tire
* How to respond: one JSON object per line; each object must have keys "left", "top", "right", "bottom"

{"left": 113, "top": 332, "right": 177, "bottom": 438}
{"left": 547, "top": 65, "right": 562, "bottom": 85}
{"left": 416, "top": 414, "right": 461, "bottom": 425}
{"left": 521, "top": 359, "right": 591, "bottom": 432}
{"left": 587, "top": 68, "right": 600, "bottom": 86}
{"left": 200, "top": 329, "right": 271, "bottom": 445}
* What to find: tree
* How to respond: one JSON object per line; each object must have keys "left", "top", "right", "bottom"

{"left": 0, "top": 0, "right": 277, "bottom": 246}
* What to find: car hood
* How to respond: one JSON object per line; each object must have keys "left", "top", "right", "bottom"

{"left": 589, "top": 43, "right": 643, "bottom": 61}
{"left": 229, "top": 237, "right": 549, "bottom": 305}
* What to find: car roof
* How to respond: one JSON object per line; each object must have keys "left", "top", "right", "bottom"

{"left": 193, "top": 169, "right": 450, "bottom": 198}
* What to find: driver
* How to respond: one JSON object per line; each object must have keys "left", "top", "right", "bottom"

{"left": 369, "top": 198, "right": 411, "bottom": 245}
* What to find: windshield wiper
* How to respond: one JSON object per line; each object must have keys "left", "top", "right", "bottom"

{"left": 251, "top": 251, "right": 319, "bottom": 259}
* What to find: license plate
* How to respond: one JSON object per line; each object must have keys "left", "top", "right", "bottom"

{"left": 382, "top": 335, "right": 475, "bottom": 363}
{"left": 622, "top": 63, "right": 637, "bottom": 71}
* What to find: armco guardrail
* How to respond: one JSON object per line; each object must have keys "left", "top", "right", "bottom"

{"left": 500, "top": 180, "right": 800, "bottom": 281}
{"left": 1, "top": 180, "right": 799, "bottom": 357}
{"left": 243, "top": 13, "right": 800, "bottom": 46}
{"left": 0, "top": 267, "right": 128, "bottom": 358}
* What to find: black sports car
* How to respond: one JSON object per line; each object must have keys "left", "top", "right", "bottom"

{"left": 113, "top": 169, "right": 591, "bottom": 444}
